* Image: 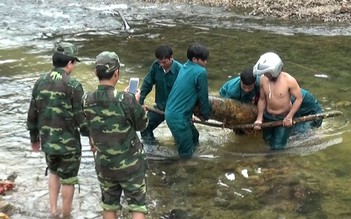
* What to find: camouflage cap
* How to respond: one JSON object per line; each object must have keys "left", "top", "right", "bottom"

{"left": 53, "top": 42, "right": 80, "bottom": 62}
{"left": 95, "top": 51, "right": 120, "bottom": 73}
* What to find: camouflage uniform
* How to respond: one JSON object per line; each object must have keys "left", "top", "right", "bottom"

{"left": 26, "top": 42, "right": 89, "bottom": 185}
{"left": 83, "top": 51, "right": 148, "bottom": 213}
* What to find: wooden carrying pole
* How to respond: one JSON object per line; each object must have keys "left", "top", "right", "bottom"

{"left": 145, "top": 106, "right": 225, "bottom": 128}
{"left": 145, "top": 106, "right": 343, "bottom": 129}
{"left": 231, "top": 110, "right": 343, "bottom": 129}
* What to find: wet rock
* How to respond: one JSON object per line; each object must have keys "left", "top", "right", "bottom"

{"left": 160, "top": 209, "right": 189, "bottom": 219}
{"left": 0, "top": 212, "right": 9, "bottom": 219}
{"left": 160, "top": 174, "right": 172, "bottom": 186}
{"left": 6, "top": 172, "right": 17, "bottom": 182}
{"left": 292, "top": 185, "right": 306, "bottom": 200}
{"left": 141, "top": 0, "right": 351, "bottom": 23}
{"left": 0, "top": 201, "right": 17, "bottom": 216}
{"left": 335, "top": 101, "right": 351, "bottom": 108}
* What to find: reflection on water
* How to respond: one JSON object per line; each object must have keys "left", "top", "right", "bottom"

{"left": 1, "top": 0, "right": 351, "bottom": 218}
{"left": 1, "top": 73, "right": 348, "bottom": 218}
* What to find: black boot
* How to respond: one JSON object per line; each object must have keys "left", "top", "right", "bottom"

{"left": 141, "top": 129, "right": 155, "bottom": 141}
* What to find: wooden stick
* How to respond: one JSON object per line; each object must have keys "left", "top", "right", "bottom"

{"left": 145, "top": 106, "right": 164, "bottom": 115}
{"left": 145, "top": 106, "right": 343, "bottom": 129}
{"left": 145, "top": 106, "right": 225, "bottom": 128}
{"left": 232, "top": 110, "right": 343, "bottom": 129}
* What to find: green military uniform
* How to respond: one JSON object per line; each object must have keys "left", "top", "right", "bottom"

{"left": 291, "top": 88, "right": 323, "bottom": 134}
{"left": 26, "top": 42, "right": 88, "bottom": 184}
{"left": 219, "top": 76, "right": 260, "bottom": 103}
{"left": 165, "top": 60, "right": 211, "bottom": 158}
{"left": 219, "top": 75, "right": 261, "bottom": 135}
{"left": 139, "top": 59, "right": 182, "bottom": 140}
{"left": 83, "top": 51, "right": 148, "bottom": 213}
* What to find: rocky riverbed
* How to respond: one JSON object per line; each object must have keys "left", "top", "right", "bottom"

{"left": 141, "top": 0, "right": 351, "bottom": 22}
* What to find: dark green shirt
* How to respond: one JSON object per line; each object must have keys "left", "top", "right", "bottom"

{"left": 139, "top": 59, "right": 182, "bottom": 111}
{"left": 26, "top": 68, "right": 89, "bottom": 155}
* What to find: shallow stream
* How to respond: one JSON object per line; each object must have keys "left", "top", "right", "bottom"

{"left": 0, "top": 1, "right": 350, "bottom": 218}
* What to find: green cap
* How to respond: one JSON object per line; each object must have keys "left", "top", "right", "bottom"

{"left": 95, "top": 51, "right": 120, "bottom": 73}
{"left": 53, "top": 42, "right": 80, "bottom": 62}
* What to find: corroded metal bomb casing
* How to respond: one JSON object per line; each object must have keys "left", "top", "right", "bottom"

{"left": 194, "top": 96, "right": 258, "bottom": 129}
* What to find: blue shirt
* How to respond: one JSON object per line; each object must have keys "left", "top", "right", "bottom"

{"left": 292, "top": 88, "right": 323, "bottom": 129}
{"left": 165, "top": 60, "right": 211, "bottom": 120}
{"left": 219, "top": 76, "right": 260, "bottom": 103}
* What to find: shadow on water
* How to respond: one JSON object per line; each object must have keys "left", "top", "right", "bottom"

{"left": 1, "top": 0, "right": 351, "bottom": 218}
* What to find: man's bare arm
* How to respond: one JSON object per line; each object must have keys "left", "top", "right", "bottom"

{"left": 284, "top": 76, "right": 302, "bottom": 126}
{"left": 254, "top": 76, "right": 266, "bottom": 129}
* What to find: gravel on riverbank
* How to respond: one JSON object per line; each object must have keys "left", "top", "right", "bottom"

{"left": 141, "top": 0, "right": 351, "bottom": 22}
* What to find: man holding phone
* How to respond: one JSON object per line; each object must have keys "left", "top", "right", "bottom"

{"left": 139, "top": 44, "right": 182, "bottom": 141}
{"left": 128, "top": 77, "right": 139, "bottom": 94}
{"left": 83, "top": 51, "right": 148, "bottom": 219}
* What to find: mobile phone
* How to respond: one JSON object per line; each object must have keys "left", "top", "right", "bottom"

{"left": 128, "top": 77, "right": 139, "bottom": 94}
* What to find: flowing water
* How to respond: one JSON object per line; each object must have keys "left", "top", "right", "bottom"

{"left": 0, "top": 0, "right": 350, "bottom": 218}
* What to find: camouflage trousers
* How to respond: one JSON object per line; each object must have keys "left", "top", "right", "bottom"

{"left": 45, "top": 152, "right": 81, "bottom": 185}
{"left": 95, "top": 149, "right": 148, "bottom": 213}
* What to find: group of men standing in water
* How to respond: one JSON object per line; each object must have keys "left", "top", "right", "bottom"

{"left": 141, "top": 45, "right": 323, "bottom": 152}
{"left": 26, "top": 41, "right": 322, "bottom": 219}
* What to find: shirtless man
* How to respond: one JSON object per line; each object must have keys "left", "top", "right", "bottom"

{"left": 253, "top": 52, "right": 303, "bottom": 150}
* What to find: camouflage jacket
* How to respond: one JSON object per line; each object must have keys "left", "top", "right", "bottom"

{"left": 82, "top": 85, "right": 147, "bottom": 167}
{"left": 26, "top": 68, "right": 89, "bottom": 155}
